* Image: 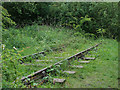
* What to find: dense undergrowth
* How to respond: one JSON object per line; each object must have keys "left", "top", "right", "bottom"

{"left": 2, "top": 2, "right": 119, "bottom": 39}
{"left": 2, "top": 25, "right": 118, "bottom": 88}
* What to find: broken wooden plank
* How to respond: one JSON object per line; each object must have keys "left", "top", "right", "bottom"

{"left": 36, "top": 60, "right": 53, "bottom": 62}
{"left": 82, "top": 57, "right": 95, "bottom": 60}
{"left": 54, "top": 57, "right": 63, "bottom": 58}
{"left": 48, "top": 57, "right": 63, "bottom": 59}
{"left": 70, "top": 65, "right": 83, "bottom": 68}
{"left": 53, "top": 78, "right": 65, "bottom": 83}
{"left": 63, "top": 71, "right": 76, "bottom": 74}
{"left": 23, "top": 64, "right": 46, "bottom": 66}
{"left": 78, "top": 61, "right": 90, "bottom": 63}
{"left": 59, "top": 63, "right": 63, "bottom": 65}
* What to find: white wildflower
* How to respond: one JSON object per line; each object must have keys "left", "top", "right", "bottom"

{"left": 13, "top": 46, "right": 17, "bottom": 50}
{"left": 2, "top": 44, "right": 5, "bottom": 50}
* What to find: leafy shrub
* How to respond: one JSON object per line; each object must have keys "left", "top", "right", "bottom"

{"left": 2, "top": 2, "right": 50, "bottom": 26}
{"left": 2, "top": 48, "right": 25, "bottom": 88}
{"left": 1, "top": 5, "right": 16, "bottom": 29}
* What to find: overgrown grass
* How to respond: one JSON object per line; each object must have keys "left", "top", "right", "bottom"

{"left": 36, "top": 38, "right": 118, "bottom": 88}
{"left": 2, "top": 24, "right": 118, "bottom": 88}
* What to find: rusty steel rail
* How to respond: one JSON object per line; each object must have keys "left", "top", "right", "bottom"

{"left": 19, "top": 45, "right": 65, "bottom": 64}
{"left": 21, "top": 51, "right": 45, "bottom": 59}
{"left": 21, "top": 43, "right": 102, "bottom": 83}
{"left": 66, "top": 42, "right": 101, "bottom": 60}
{"left": 19, "top": 51, "right": 45, "bottom": 63}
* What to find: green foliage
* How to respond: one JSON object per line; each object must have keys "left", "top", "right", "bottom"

{"left": 2, "top": 27, "right": 38, "bottom": 49}
{"left": 1, "top": 5, "right": 16, "bottom": 29}
{"left": 96, "top": 28, "right": 106, "bottom": 37}
{"left": 2, "top": 48, "right": 25, "bottom": 88}
{"left": 69, "top": 15, "right": 91, "bottom": 33}
{"left": 2, "top": 2, "right": 119, "bottom": 39}
{"left": 2, "top": 2, "right": 50, "bottom": 26}
{"left": 2, "top": 24, "right": 74, "bottom": 51}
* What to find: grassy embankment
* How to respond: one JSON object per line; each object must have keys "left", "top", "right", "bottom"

{"left": 2, "top": 24, "right": 118, "bottom": 88}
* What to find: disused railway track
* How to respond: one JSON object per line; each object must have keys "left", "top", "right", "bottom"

{"left": 20, "top": 43, "right": 102, "bottom": 86}
{"left": 19, "top": 51, "right": 45, "bottom": 64}
{"left": 19, "top": 46, "right": 65, "bottom": 64}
